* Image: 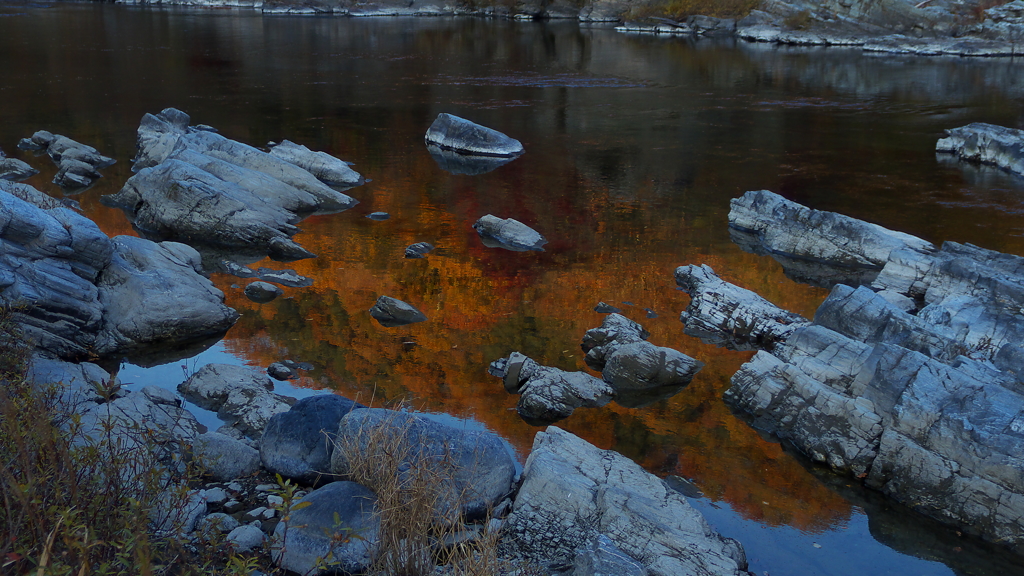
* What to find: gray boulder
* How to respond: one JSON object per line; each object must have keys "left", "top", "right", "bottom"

{"left": 488, "top": 353, "right": 613, "bottom": 425}
{"left": 192, "top": 432, "right": 262, "bottom": 482}
{"left": 937, "top": 123, "right": 1024, "bottom": 178}
{"left": 178, "top": 363, "right": 294, "bottom": 439}
{"left": 330, "top": 408, "right": 516, "bottom": 520}
{"left": 271, "top": 481, "right": 379, "bottom": 576}
{"left": 729, "top": 190, "right": 934, "bottom": 287}
{"left": 472, "top": 214, "right": 547, "bottom": 252}
{"left": 45, "top": 135, "right": 115, "bottom": 169}
{"left": 268, "top": 139, "right": 363, "bottom": 187}
{"left": 0, "top": 154, "right": 38, "bottom": 182}
{"left": 94, "top": 236, "right": 239, "bottom": 356}
{"left": 261, "top": 394, "right": 365, "bottom": 485}
{"left": 17, "top": 130, "right": 55, "bottom": 151}
{"left": 424, "top": 113, "right": 524, "bottom": 158}
{"left": 676, "top": 264, "right": 810, "bottom": 351}
{"left": 227, "top": 524, "right": 266, "bottom": 553}
{"left": 368, "top": 295, "right": 427, "bottom": 327}
{"left": 502, "top": 427, "right": 748, "bottom": 576}
{"left": 244, "top": 281, "right": 283, "bottom": 303}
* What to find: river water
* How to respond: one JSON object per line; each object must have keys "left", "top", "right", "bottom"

{"left": 3, "top": 2, "right": 1024, "bottom": 575}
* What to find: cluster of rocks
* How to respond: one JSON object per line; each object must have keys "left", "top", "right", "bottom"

{"left": 677, "top": 188, "right": 1024, "bottom": 554}
{"left": 27, "top": 355, "right": 750, "bottom": 575}
{"left": 17, "top": 130, "right": 115, "bottom": 189}
{"left": 0, "top": 179, "right": 238, "bottom": 361}
{"left": 489, "top": 313, "right": 703, "bottom": 423}
{"left": 102, "top": 108, "right": 361, "bottom": 262}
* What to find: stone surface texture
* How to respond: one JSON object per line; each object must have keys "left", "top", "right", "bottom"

{"left": 178, "top": 363, "right": 294, "bottom": 438}
{"left": 503, "top": 427, "right": 748, "bottom": 576}
{"left": 261, "top": 394, "right": 365, "bottom": 485}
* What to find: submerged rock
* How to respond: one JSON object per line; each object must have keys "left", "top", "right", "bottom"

{"left": 503, "top": 427, "right": 748, "bottom": 576}
{"left": 368, "top": 295, "right": 427, "bottom": 327}
{"left": 268, "top": 139, "right": 363, "bottom": 187}
{"left": 243, "top": 281, "right": 283, "bottom": 303}
{"left": 472, "top": 214, "right": 547, "bottom": 251}
{"left": 366, "top": 211, "right": 390, "bottom": 221}
{"left": 404, "top": 241, "right": 435, "bottom": 258}
{"left": 424, "top": 113, "right": 524, "bottom": 158}
{"left": 937, "top": 123, "right": 1024, "bottom": 178}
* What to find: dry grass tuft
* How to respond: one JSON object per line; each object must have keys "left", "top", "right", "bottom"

{"left": 626, "top": 0, "right": 759, "bottom": 21}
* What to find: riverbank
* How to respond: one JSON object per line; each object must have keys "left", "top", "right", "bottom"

{"left": 105, "top": 0, "right": 1024, "bottom": 57}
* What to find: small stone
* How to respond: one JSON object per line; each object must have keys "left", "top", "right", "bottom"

{"left": 267, "top": 494, "right": 284, "bottom": 508}
{"left": 244, "top": 506, "right": 268, "bottom": 522}
{"left": 227, "top": 482, "right": 243, "bottom": 493}
{"left": 227, "top": 524, "right": 266, "bottom": 553}
{"left": 198, "top": 512, "right": 241, "bottom": 535}
{"left": 255, "top": 484, "right": 278, "bottom": 492}
{"left": 244, "top": 281, "right": 284, "bottom": 304}
{"left": 204, "top": 487, "right": 229, "bottom": 506}
{"left": 367, "top": 212, "right": 390, "bottom": 221}
{"left": 404, "top": 242, "right": 435, "bottom": 259}
{"left": 224, "top": 500, "right": 244, "bottom": 513}
{"left": 369, "top": 295, "right": 427, "bottom": 327}
{"left": 267, "top": 362, "right": 298, "bottom": 381}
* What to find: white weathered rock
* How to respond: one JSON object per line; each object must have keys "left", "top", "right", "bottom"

{"left": 424, "top": 113, "right": 523, "bottom": 158}
{"left": 937, "top": 123, "right": 1024, "bottom": 177}
{"left": 676, "top": 264, "right": 810, "bottom": 350}
{"left": 489, "top": 353, "right": 614, "bottom": 424}
{"left": 503, "top": 427, "right": 748, "bottom": 576}
{"left": 269, "top": 139, "right": 363, "bottom": 187}
{"left": 178, "top": 363, "right": 294, "bottom": 438}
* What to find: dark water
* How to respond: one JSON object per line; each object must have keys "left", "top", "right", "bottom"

{"left": 3, "top": 2, "right": 1024, "bottom": 575}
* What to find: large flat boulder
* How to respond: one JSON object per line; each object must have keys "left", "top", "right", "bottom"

{"left": 503, "top": 427, "right": 748, "bottom": 576}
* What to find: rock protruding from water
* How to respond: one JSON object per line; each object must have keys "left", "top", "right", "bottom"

{"left": 937, "top": 123, "right": 1024, "bottom": 178}
{"left": 330, "top": 408, "right": 517, "bottom": 521}
{"left": 729, "top": 190, "right": 935, "bottom": 287}
{"left": 243, "top": 281, "right": 283, "bottom": 303}
{"left": 0, "top": 147, "right": 38, "bottom": 182}
{"left": 18, "top": 131, "right": 116, "bottom": 190}
{"left": 680, "top": 192, "right": 1024, "bottom": 554}
{"left": 368, "top": 295, "right": 427, "bottom": 327}
{"left": 105, "top": 108, "right": 359, "bottom": 261}
{"left": 424, "top": 113, "right": 524, "bottom": 158}
{"left": 472, "top": 214, "right": 547, "bottom": 252}
{"left": 268, "top": 139, "right": 363, "bottom": 187}
{"left": 1, "top": 182, "right": 237, "bottom": 361}
{"left": 178, "top": 363, "right": 295, "bottom": 439}
{"left": 271, "top": 481, "right": 379, "bottom": 576}
{"left": 503, "top": 427, "right": 749, "bottom": 576}
{"left": 582, "top": 313, "right": 704, "bottom": 404}
{"left": 260, "top": 394, "right": 365, "bottom": 486}
{"left": 676, "top": 264, "right": 811, "bottom": 351}
{"left": 488, "top": 353, "right": 614, "bottom": 425}
{"left": 404, "top": 241, "right": 435, "bottom": 259}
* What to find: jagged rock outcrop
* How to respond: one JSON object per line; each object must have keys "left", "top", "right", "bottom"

{"left": 682, "top": 192, "right": 1024, "bottom": 554}
{"left": 330, "top": 408, "right": 517, "bottom": 520}
{"left": 676, "top": 264, "right": 810, "bottom": 350}
{"left": 729, "top": 189, "right": 935, "bottom": 287}
{"left": 1, "top": 183, "right": 236, "bottom": 361}
{"left": 424, "top": 113, "right": 524, "bottom": 158}
{"left": 17, "top": 130, "right": 115, "bottom": 189}
{"left": 103, "top": 108, "right": 359, "bottom": 260}
{"left": 472, "top": 214, "right": 547, "bottom": 252}
{"left": 503, "top": 427, "right": 749, "bottom": 576}
{"left": 936, "top": 123, "right": 1024, "bottom": 178}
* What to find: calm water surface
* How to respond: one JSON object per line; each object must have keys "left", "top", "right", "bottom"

{"left": 3, "top": 2, "right": 1024, "bottom": 575}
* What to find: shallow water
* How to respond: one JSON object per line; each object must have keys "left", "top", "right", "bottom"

{"left": 3, "top": 2, "right": 1024, "bottom": 574}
